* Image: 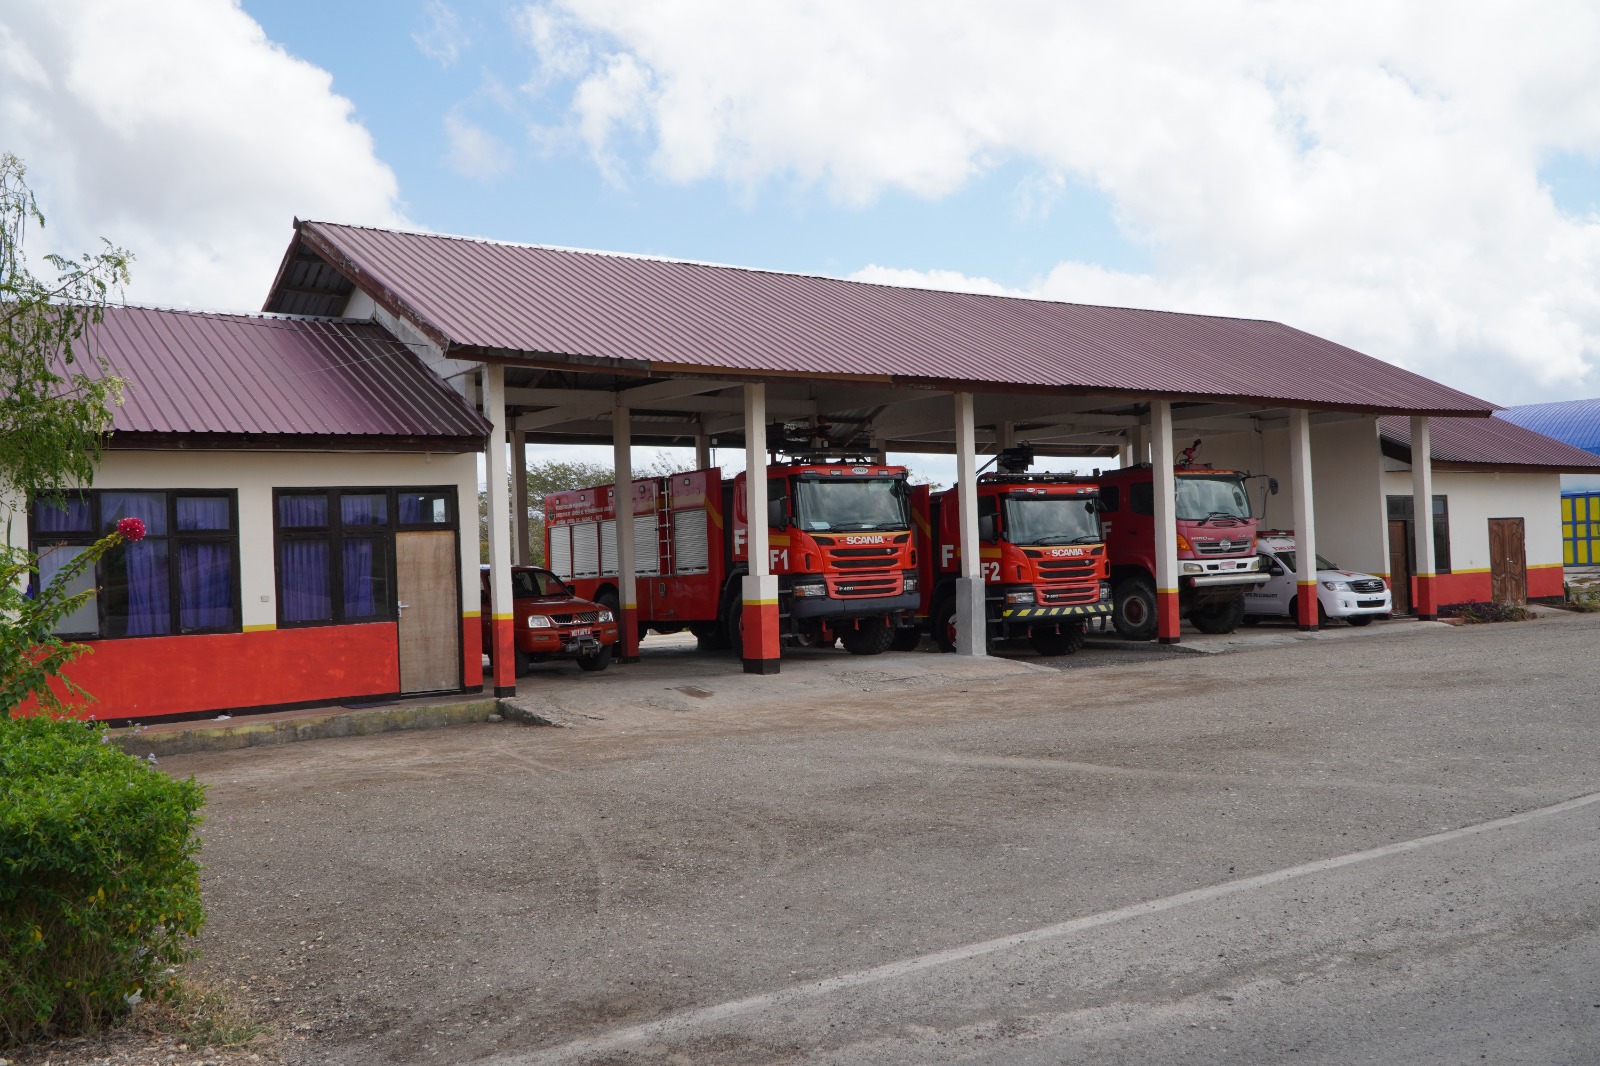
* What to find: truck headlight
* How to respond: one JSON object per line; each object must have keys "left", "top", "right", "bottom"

{"left": 903, "top": 575, "right": 918, "bottom": 593}
{"left": 1182, "top": 563, "right": 1203, "bottom": 574}
{"left": 527, "top": 614, "right": 553, "bottom": 629}
{"left": 1004, "top": 591, "right": 1035, "bottom": 605}
{"left": 793, "top": 582, "right": 827, "bottom": 598}
{"left": 1246, "top": 556, "right": 1262, "bottom": 570}
{"left": 596, "top": 609, "right": 614, "bottom": 623}
{"left": 1321, "top": 580, "right": 1350, "bottom": 591}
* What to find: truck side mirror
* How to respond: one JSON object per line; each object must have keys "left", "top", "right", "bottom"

{"left": 1084, "top": 500, "right": 1098, "bottom": 515}
{"left": 979, "top": 515, "right": 997, "bottom": 541}
{"left": 767, "top": 498, "right": 787, "bottom": 530}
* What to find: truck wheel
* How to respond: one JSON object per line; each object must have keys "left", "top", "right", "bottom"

{"left": 723, "top": 593, "right": 746, "bottom": 658}
{"left": 513, "top": 649, "right": 531, "bottom": 677}
{"left": 596, "top": 588, "right": 620, "bottom": 618}
{"left": 576, "top": 646, "right": 612, "bottom": 672}
{"left": 1111, "top": 577, "right": 1159, "bottom": 641}
{"left": 889, "top": 627, "right": 922, "bottom": 652}
{"left": 690, "top": 621, "right": 729, "bottom": 651}
{"left": 931, "top": 599, "right": 957, "bottom": 653}
{"left": 840, "top": 618, "right": 895, "bottom": 655}
{"left": 1030, "top": 624, "right": 1084, "bottom": 657}
{"left": 1189, "top": 595, "right": 1246, "bottom": 634}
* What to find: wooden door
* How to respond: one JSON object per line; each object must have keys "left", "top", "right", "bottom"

{"left": 1387, "top": 519, "right": 1412, "bottom": 615}
{"left": 396, "top": 530, "right": 460, "bottom": 693}
{"left": 1488, "top": 518, "right": 1527, "bottom": 606}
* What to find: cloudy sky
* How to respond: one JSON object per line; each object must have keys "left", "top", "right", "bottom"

{"left": 3, "top": 0, "right": 1599, "bottom": 428}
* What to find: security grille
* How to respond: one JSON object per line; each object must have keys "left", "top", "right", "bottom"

{"left": 673, "top": 508, "right": 710, "bottom": 573}
{"left": 548, "top": 525, "right": 572, "bottom": 579}
{"left": 571, "top": 522, "right": 599, "bottom": 578}
{"left": 600, "top": 519, "right": 617, "bottom": 575}
{"left": 633, "top": 513, "right": 660, "bottom": 575}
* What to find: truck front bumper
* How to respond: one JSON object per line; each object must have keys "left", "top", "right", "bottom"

{"left": 1185, "top": 572, "right": 1270, "bottom": 589}
{"left": 999, "top": 602, "right": 1113, "bottom": 620}
{"left": 788, "top": 590, "right": 922, "bottom": 620}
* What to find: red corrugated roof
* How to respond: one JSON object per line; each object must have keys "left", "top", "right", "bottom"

{"left": 76, "top": 306, "right": 488, "bottom": 446}
{"left": 1379, "top": 416, "right": 1600, "bottom": 471}
{"left": 274, "top": 221, "right": 1498, "bottom": 416}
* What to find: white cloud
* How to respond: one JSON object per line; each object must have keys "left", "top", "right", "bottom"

{"left": 516, "top": 0, "right": 1600, "bottom": 405}
{"left": 413, "top": 0, "right": 468, "bottom": 68}
{"left": 444, "top": 109, "right": 514, "bottom": 180}
{"left": 0, "top": 0, "right": 405, "bottom": 312}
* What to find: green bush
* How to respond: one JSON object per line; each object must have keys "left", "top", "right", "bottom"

{"left": 0, "top": 714, "right": 206, "bottom": 1047}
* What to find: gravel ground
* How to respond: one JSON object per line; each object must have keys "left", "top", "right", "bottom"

{"left": 14, "top": 610, "right": 1599, "bottom": 1064}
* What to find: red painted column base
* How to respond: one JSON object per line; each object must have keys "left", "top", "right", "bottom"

{"left": 618, "top": 605, "right": 641, "bottom": 664}
{"left": 1414, "top": 574, "right": 1439, "bottom": 621}
{"left": 1157, "top": 589, "right": 1181, "bottom": 644}
{"left": 742, "top": 600, "right": 782, "bottom": 674}
{"left": 491, "top": 616, "right": 517, "bottom": 697}
{"left": 1296, "top": 581, "right": 1320, "bottom": 631}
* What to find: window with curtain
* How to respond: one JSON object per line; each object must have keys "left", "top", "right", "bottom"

{"left": 273, "top": 487, "right": 452, "bottom": 628}
{"left": 28, "top": 490, "right": 239, "bottom": 638}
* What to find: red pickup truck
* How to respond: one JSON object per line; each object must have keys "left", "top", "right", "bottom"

{"left": 479, "top": 565, "right": 619, "bottom": 675}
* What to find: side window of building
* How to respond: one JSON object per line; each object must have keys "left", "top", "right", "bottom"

{"left": 274, "top": 487, "right": 454, "bottom": 627}
{"left": 1385, "top": 494, "right": 1452, "bottom": 574}
{"left": 1129, "top": 482, "right": 1154, "bottom": 516}
{"left": 29, "top": 490, "right": 239, "bottom": 638}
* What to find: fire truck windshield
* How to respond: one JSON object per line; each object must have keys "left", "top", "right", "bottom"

{"left": 1175, "top": 476, "right": 1252, "bottom": 522}
{"left": 1003, "top": 495, "right": 1101, "bottom": 545}
{"left": 794, "top": 478, "right": 909, "bottom": 532}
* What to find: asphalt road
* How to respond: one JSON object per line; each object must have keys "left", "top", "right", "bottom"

{"left": 170, "top": 611, "right": 1600, "bottom": 1065}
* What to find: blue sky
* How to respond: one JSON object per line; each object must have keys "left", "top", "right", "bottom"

{"left": 4, "top": 0, "right": 1600, "bottom": 474}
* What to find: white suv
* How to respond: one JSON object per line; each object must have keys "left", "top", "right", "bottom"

{"left": 1244, "top": 533, "right": 1392, "bottom": 626}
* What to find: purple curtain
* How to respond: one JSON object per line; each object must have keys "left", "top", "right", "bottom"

{"left": 177, "top": 496, "right": 230, "bottom": 531}
{"left": 341, "top": 494, "right": 387, "bottom": 526}
{"left": 119, "top": 540, "right": 171, "bottom": 636}
{"left": 279, "top": 540, "right": 332, "bottom": 622}
{"left": 178, "top": 542, "right": 234, "bottom": 629}
{"left": 341, "top": 537, "right": 383, "bottom": 618}
{"left": 34, "top": 495, "right": 90, "bottom": 533}
{"left": 399, "top": 493, "right": 445, "bottom": 524}
{"left": 101, "top": 491, "right": 167, "bottom": 536}
{"left": 279, "top": 494, "right": 328, "bottom": 528}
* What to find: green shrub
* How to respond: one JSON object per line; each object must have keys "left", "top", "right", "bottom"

{"left": 1439, "top": 600, "right": 1534, "bottom": 624}
{"left": 1564, "top": 584, "right": 1600, "bottom": 613}
{"left": 0, "top": 714, "right": 206, "bottom": 1047}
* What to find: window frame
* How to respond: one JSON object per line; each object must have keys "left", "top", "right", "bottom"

{"left": 1385, "top": 494, "right": 1452, "bottom": 575}
{"left": 272, "top": 486, "right": 457, "bottom": 630}
{"left": 27, "top": 488, "right": 242, "bottom": 639}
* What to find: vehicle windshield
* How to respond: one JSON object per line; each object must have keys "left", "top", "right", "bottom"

{"left": 1003, "top": 495, "right": 1102, "bottom": 545}
{"left": 794, "top": 478, "right": 909, "bottom": 532}
{"left": 1175, "top": 475, "right": 1252, "bottom": 522}
{"left": 511, "top": 569, "right": 572, "bottom": 598}
{"left": 1272, "top": 551, "right": 1339, "bottom": 573}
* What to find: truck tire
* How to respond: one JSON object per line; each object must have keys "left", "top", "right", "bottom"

{"left": 931, "top": 598, "right": 958, "bottom": 653}
{"left": 1030, "top": 624, "right": 1084, "bottom": 657}
{"left": 1189, "top": 595, "right": 1246, "bottom": 634}
{"left": 723, "top": 592, "right": 746, "bottom": 658}
{"left": 513, "top": 649, "right": 531, "bottom": 677}
{"left": 840, "top": 618, "right": 895, "bottom": 656}
{"left": 690, "top": 621, "right": 729, "bottom": 651}
{"left": 889, "top": 627, "right": 922, "bottom": 651}
{"left": 1111, "top": 576, "right": 1159, "bottom": 641}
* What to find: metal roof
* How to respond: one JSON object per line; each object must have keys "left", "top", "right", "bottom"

{"left": 77, "top": 306, "right": 489, "bottom": 449}
{"left": 265, "top": 221, "right": 1497, "bottom": 417}
{"left": 1495, "top": 399, "right": 1600, "bottom": 455}
{"left": 1378, "top": 415, "right": 1600, "bottom": 472}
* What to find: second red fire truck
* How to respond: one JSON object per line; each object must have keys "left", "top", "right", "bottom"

{"left": 545, "top": 458, "right": 920, "bottom": 657}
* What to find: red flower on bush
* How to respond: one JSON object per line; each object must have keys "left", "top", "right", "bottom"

{"left": 116, "top": 516, "right": 146, "bottom": 542}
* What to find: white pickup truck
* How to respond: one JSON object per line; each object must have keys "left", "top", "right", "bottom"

{"left": 1244, "top": 532, "right": 1392, "bottom": 626}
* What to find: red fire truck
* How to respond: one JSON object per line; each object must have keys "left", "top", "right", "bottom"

{"left": 906, "top": 460, "right": 1112, "bottom": 655}
{"left": 544, "top": 459, "right": 919, "bottom": 656}
{"left": 1095, "top": 463, "right": 1267, "bottom": 639}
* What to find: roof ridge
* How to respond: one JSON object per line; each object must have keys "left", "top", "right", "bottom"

{"left": 101, "top": 302, "right": 363, "bottom": 325}
{"left": 298, "top": 219, "right": 1286, "bottom": 327}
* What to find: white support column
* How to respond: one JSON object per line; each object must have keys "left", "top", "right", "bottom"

{"left": 954, "top": 392, "right": 987, "bottom": 657}
{"left": 997, "top": 420, "right": 1017, "bottom": 451}
{"left": 695, "top": 424, "right": 712, "bottom": 471}
{"left": 511, "top": 428, "right": 530, "bottom": 565}
{"left": 1151, "top": 400, "right": 1180, "bottom": 643}
{"left": 1410, "top": 415, "right": 1438, "bottom": 619}
{"left": 1132, "top": 423, "right": 1151, "bottom": 466}
{"left": 613, "top": 405, "right": 638, "bottom": 662}
{"left": 483, "top": 365, "right": 517, "bottom": 695}
{"left": 742, "top": 384, "right": 780, "bottom": 672}
{"left": 1288, "top": 408, "right": 1319, "bottom": 630}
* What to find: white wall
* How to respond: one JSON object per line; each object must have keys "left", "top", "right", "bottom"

{"left": 16, "top": 449, "right": 480, "bottom": 630}
{"left": 1381, "top": 466, "right": 1564, "bottom": 571}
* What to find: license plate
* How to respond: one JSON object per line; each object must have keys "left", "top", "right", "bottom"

{"left": 569, "top": 627, "right": 591, "bottom": 637}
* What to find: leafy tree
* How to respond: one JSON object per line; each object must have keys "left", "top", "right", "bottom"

{"left": 1, "top": 152, "right": 132, "bottom": 715}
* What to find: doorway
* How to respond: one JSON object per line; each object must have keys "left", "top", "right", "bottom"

{"left": 1387, "top": 519, "right": 1412, "bottom": 615}
{"left": 396, "top": 530, "right": 461, "bottom": 692}
{"left": 1488, "top": 518, "right": 1527, "bottom": 606}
